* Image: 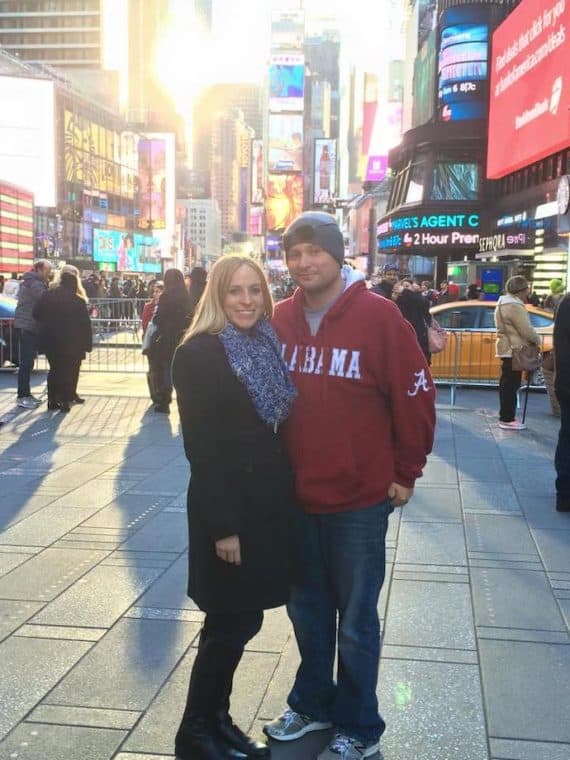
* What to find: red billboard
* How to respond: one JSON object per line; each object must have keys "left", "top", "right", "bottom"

{"left": 487, "top": 0, "right": 570, "bottom": 179}
{"left": 0, "top": 182, "right": 34, "bottom": 274}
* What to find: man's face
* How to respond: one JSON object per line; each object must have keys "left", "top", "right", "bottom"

{"left": 38, "top": 264, "right": 52, "bottom": 282}
{"left": 286, "top": 243, "right": 341, "bottom": 294}
{"left": 383, "top": 269, "right": 398, "bottom": 284}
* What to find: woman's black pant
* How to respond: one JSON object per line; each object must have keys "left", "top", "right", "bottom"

{"left": 46, "top": 352, "right": 81, "bottom": 404}
{"left": 149, "top": 347, "right": 174, "bottom": 407}
{"left": 499, "top": 357, "right": 522, "bottom": 422}
{"left": 179, "top": 609, "right": 263, "bottom": 723}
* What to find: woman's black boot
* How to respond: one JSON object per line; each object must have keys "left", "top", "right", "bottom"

{"left": 215, "top": 712, "right": 270, "bottom": 757}
{"left": 175, "top": 716, "right": 231, "bottom": 760}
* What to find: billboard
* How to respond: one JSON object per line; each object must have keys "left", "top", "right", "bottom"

{"left": 365, "top": 102, "right": 403, "bottom": 183}
{"left": 265, "top": 174, "right": 304, "bottom": 230}
{"left": 251, "top": 139, "right": 264, "bottom": 204}
{"left": 0, "top": 77, "right": 56, "bottom": 207}
{"left": 93, "top": 228, "right": 161, "bottom": 273}
{"left": 271, "top": 11, "right": 305, "bottom": 49}
{"left": 269, "top": 53, "right": 305, "bottom": 112}
{"left": 64, "top": 111, "right": 122, "bottom": 196}
{"left": 268, "top": 114, "right": 303, "bottom": 172}
{"left": 0, "top": 182, "right": 34, "bottom": 274}
{"left": 438, "top": 6, "right": 489, "bottom": 121}
{"left": 249, "top": 206, "right": 264, "bottom": 236}
{"left": 487, "top": 0, "right": 570, "bottom": 179}
{"left": 138, "top": 139, "right": 166, "bottom": 230}
{"left": 413, "top": 29, "right": 437, "bottom": 127}
{"left": 313, "top": 139, "right": 337, "bottom": 204}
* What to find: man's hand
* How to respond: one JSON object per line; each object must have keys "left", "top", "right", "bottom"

{"left": 388, "top": 482, "right": 413, "bottom": 508}
{"left": 215, "top": 535, "right": 241, "bottom": 565}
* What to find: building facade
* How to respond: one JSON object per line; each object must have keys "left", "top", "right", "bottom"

{"left": 180, "top": 198, "right": 221, "bottom": 265}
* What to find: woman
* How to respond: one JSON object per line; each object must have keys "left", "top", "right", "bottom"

{"left": 171, "top": 255, "right": 298, "bottom": 760}
{"left": 495, "top": 275, "right": 541, "bottom": 431}
{"left": 392, "top": 278, "right": 431, "bottom": 362}
{"left": 151, "top": 268, "right": 192, "bottom": 413}
{"left": 188, "top": 266, "right": 207, "bottom": 318}
{"left": 141, "top": 280, "right": 164, "bottom": 405}
{"left": 33, "top": 271, "right": 92, "bottom": 412}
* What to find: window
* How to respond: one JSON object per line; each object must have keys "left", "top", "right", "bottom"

{"left": 431, "top": 163, "right": 478, "bottom": 201}
{"left": 529, "top": 312, "right": 553, "bottom": 328}
{"left": 436, "top": 307, "right": 478, "bottom": 330}
{"left": 404, "top": 162, "right": 426, "bottom": 204}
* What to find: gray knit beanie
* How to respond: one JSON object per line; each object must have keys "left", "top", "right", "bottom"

{"left": 283, "top": 212, "right": 344, "bottom": 266}
{"left": 506, "top": 275, "right": 529, "bottom": 295}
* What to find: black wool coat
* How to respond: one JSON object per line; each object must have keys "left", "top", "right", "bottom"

{"left": 33, "top": 289, "right": 92, "bottom": 358}
{"left": 172, "top": 333, "right": 299, "bottom": 614}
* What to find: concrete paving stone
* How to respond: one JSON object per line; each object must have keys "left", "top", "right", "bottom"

{"left": 34, "top": 461, "right": 114, "bottom": 491}
{"left": 0, "top": 636, "right": 91, "bottom": 740}
{"left": 392, "top": 571, "right": 469, "bottom": 583}
{"left": 420, "top": 457, "right": 458, "bottom": 486}
{"left": 530, "top": 528, "right": 570, "bottom": 572}
{"left": 378, "top": 660, "right": 488, "bottom": 760}
{"left": 1, "top": 491, "right": 61, "bottom": 531}
{"left": 245, "top": 607, "right": 291, "bottom": 654}
{"left": 97, "top": 467, "right": 150, "bottom": 481}
{"left": 0, "top": 470, "right": 44, "bottom": 492}
{"left": 384, "top": 580, "right": 476, "bottom": 650}
{"left": 256, "top": 636, "right": 300, "bottom": 722}
{"left": 120, "top": 512, "right": 188, "bottom": 553}
{"left": 31, "top": 563, "right": 165, "bottom": 628}
{"left": 468, "top": 560, "right": 544, "bottom": 572}
{"left": 121, "top": 446, "right": 187, "bottom": 470}
{"left": 395, "top": 563, "right": 467, "bottom": 575}
{"left": 396, "top": 523, "right": 467, "bottom": 566}
{"left": 0, "top": 547, "right": 108, "bottom": 602}
{"left": 468, "top": 550, "right": 539, "bottom": 561}
{"left": 101, "top": 558, "right": 174, "bottom": 569}
{"left": 115, "top": 755, "right": 175, "bottom": 760}
{"left": 551, "top": 579, "right": 570, "bottom": 590}
{"left": 0, "top": 551, "right": 31, "bottom": 578}
{"left": 29, "top": 444, "right": 105, "bottom": 468}
{"left": 476, "top": 626, "right": 568, "bottom": 644}
{"left": 126, "top": 466, "right": 189, "bottom": 496}
{"left": 381, "top": 644, "right": 479, "bottom": 664}
{"left": 125, "top": 607, "right": 204, "bottom": 622}
{"left": 490, "top": 738, "right": 570, "bottom": 760}
{"left": 77, "top": 443, "right": 148, "bottom": 466}
{"left": 51, "top": 540, "right": 123, "bottom": 551}
{"left": 457, "top": 457, "right": 511, "bottom": 483}
{"left": 134, "top": 555, "right": 197, "bottom": 611}
{"left": 480, "top": 639, "right": 570, "bottom": 743}
{"left": 80, "top": 494, "right": 172, "bottom": 530}
{"left": 49, "top": 477, "right": 141, "bottom": 509}
{"left": 454, "top": 435, "right": 500, "bottom": 460}
{"left": 16, "top": 624, "right": 107, "bottom": 641}
{"left": 402, "top": 487, "right": 462, "bottom": 523}
{"left": 492, "top": 434, "right": 553, "bottom": 461}
{"left": 0, "top": 544, "right": 42, "bottom": 554}
{"left": 231, "top": 651, "right": 281, "bottom": 732}
{"left": 460, "top": 482, "right": 521, "bottom": 513}
{"left": 46, "top": 618, "right": 201, "bottom": 711}
{"left": 504, "top": 462, "right": 557, "bottom": 495}
{"left": 27, "top": 704, "right": 141, "bottom": 730}
{"left": 429, "top": 440, "right": 456, "bottom": 459}
{"left": 0, "top": 600, "right": 43, "bottom": 642}
{"left": 558, "top": 599, "right": 570, "bottom": 628}
{"left": 517, "top": 494, "right": 570, "bottom": 530}
{"left": 0, "top": 722, "right": 126, "bottom": 760}
{"left": 464, "top": 514, "right": 538, "bottom": 555}
{"left": 378, "top": 563, "right": 393, "bottom": 620}
{"left": 166, "top": 490, "right": 187, "bottom": 507}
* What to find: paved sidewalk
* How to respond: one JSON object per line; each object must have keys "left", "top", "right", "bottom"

{"left": 0, "top": 373, "right": 569, "bottom": 760}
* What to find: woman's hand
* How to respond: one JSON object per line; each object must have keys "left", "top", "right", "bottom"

{"left": 215, "top": 535, "right": 241, "bottom": 565}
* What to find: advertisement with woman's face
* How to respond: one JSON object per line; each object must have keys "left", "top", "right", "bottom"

{"left": 268, "top": 115, "right": 304, "bottom": 172}
{"left": 265, "top": 174, "right": 304, "bottom": 230}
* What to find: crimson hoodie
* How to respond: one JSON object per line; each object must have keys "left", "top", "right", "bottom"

{"left": 273, "top": 278, "right": 436, "bottom": 514}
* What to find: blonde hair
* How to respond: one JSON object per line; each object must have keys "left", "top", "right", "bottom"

{"left": 51, "top": 264, "right": 89, "bottom": 302}
{"left": 182, "top": 255, "right": 273, "bottom": 343}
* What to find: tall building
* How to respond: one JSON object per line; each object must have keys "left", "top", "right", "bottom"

{"left": 194, "top": 0, "right": 212, "bottom": 32}
{"left": 0, "top": 0, "right": 103, "bottom": 68}
{"left": 180, "top": 198, "right": 221, "bottom": 265}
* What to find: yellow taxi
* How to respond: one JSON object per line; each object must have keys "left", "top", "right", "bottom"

{"left": 429, "top": 301, "right": 554, "bottom": 382}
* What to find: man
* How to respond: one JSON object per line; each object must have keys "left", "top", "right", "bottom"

{"left": 3, "top": 273, "right": 20, "bottom": 299}
{"left": 371, "top": 263, "right": 398, "bottom": 299}
{"left": 554, "top": 293, "right": 570, "bottom": 512}
{"left": 14, "top": 259, "right": 52, "bottom": 408}
{"left": 267, "top": 212, "right": 435, "bottom": 759}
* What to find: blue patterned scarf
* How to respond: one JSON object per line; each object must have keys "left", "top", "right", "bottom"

{"left": 219, "top": 319, "right": 297, "bottom": 429}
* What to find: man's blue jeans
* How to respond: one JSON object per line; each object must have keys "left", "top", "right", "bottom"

{"left": 17, "top": 330, "right": 39, "bottom": 399}
{"left": 287, "top": 500, "right": 392, "bottom": 744}
{"left": 555, "top": 399, "right": 570, "bottom": 499}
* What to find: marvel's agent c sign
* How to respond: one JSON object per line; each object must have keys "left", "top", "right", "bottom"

{"left": 377, "top": 213, "right": 480, "bottom": 251}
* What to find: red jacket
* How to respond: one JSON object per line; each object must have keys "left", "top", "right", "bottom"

{"left": 141, "top": 300, "right": 155, "bottom": 333}
{"left": 273, "top": 280, "right": 436, "bottom": 514}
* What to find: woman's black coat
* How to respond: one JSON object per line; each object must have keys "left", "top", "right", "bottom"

{"left": 172, "top": 333, "right": 298, "bottom": 614}
{"left": 33, "top": 288, "right": 92, "bottom": 358}
{"left": 153, "top": 289, "right": 192, "bottom": 361}
{"left": 395, "top": 289, "right": 431, "bottom": 361}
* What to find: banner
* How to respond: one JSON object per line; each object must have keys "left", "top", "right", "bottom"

{"left": 313, "top": 139, "right": 337, "bottom": 204}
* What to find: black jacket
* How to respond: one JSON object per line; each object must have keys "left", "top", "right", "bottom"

{"left": 153, "top": 289, "right": 192, "bottom": 359}
{"left": 395, "top": 289, "right": 431, "bottom": 361}
{"left": 172, "top": 333, "right": 299, "bottom": 614}
{"left": 33, "top": 288, "right": 92, "bottom": 358}
{"left": 554, "top": 294, "right": 570, "bottom": 404}
{"left": 371, "top": 280, "right": 394, "bottom": 299}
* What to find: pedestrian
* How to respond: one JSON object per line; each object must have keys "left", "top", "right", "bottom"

{"left": 14, "top": 259, "right": 52, "bottom": 408}
{"left": 371, "top": 264, "right": 398, "bottom": 299}
{"left": 151, "top": 268, "right": 192, "bottom": 413}
{"left": 188, "top": 266, "right": 208, "bottom": 318}
{"left": 544, "top": 278, "right": 565, "bottom": 312}
{"left": 171, "top": 255, "right": 298, "bottom": 760}
{"left": 465, "top": 283, "right": 483, "bottom": 301}
{"left": 3, "top": 273, "right": 21, "bottom": 298}
{"left": 420, "top": 280, "right": 438, "bottom": 307}
{"left": 554, "top": 293, "right": 570, "bottom": 512}
{"left": 392, "top": 277, "right": 432, "bottom": 362}
{"left": 265, "top": 212, "right": 436, "bottom": 760}
{"left": 494, "top": 275, "right": 541, "bottom": 431}
{"left": 141, "top": 280, "right": 164, "bottom": 405}
{"left": 109, "top": 276, "right": 122, "bottom": 321}
{"left": 33, "top": 271, "right": 92, "bottom": 412}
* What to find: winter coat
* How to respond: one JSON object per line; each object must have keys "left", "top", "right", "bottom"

{"left": 371, "top": 279, "right": 394, "bottom": 299}
{"left": 395, "top": 288, "right": 431, "bottom": 361}
{"left": 273, "top": 279, "right": 436, "bottom": 514}
{"left": 172, "top": 333, "right": 298, "bottom": 614}
{"left": 554, "top": 294, "right": 570, "bottom": 405}
{"left": 494, "top": 294, "right": 540, "bottom": 358}
{"left": 14, "top": 271, "right": 48, "bottom": 333}
{"left": 33, "top": 288, "right": 92, "bottom": 359}
{"left": 153, "top": 289, "right": 192, "bottom": 361}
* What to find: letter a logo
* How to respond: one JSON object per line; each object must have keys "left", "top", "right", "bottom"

{"left": 407, "top": 369, "right": 431, "bottom": 397}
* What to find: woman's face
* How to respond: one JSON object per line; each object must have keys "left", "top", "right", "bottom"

{"left": 223, "top": 265, "right": 265, "bottom": 332}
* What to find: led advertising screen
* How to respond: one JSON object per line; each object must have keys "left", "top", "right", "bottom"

{"left": 268, "top": 115, "right": 303, "bottom": 172}
{"left": 0, "top": 77, "right": 56, "bottom": 207}
{"left": 138, "top": 139, "right": 166, "bottom": 230}
{"left": 269, "top": 53, "right": 305, "bottom": 112}
{"left": 314, "top": 139, "right": 337, "bottom": 204}
{"left": 437, "top": 7, "right": 489, "bottom": 121}
{"left": 487, "top": 0, "right": 570, "bottom": 179}
{"left": 93, "top": 229, "right": 161, "bottom": 273}
{"left": 0, "top": 182, "right": 34, "bottom": 274}
{"left": 271, "top": 11, "right": 305, "bottom": 50}
{"left": 413, "top": 29, "right": 437, "bottom": 127}
{"left": 249, "top": 206, "right": 264, "bottom": 236}
{"left": 251, "top": 139, "right": 264, "bottom": 205}
{"left": 365, "top": 102, "right": 403, "bottom": 183}
{"left": 265, "top": 174, "right": 304, "bottom": 231}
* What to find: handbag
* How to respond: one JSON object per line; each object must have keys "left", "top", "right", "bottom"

{"left": 511, "top": 344, "right": 542, "bottom": 372}
{"left": 141, "top": 321, "right": 158, "bottom": 355}
{"left": 427, "top": 317, "right": 447, "bottom": 354}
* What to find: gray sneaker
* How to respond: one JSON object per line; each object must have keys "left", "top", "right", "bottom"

{"left": 317, "top": 733, "right": 380, "bottom": 759}
{"left": 17, "top": 396, "right": 40, "bottom": 409}
{"left": 263, "top": 709, "right": 332, "bottom": 742}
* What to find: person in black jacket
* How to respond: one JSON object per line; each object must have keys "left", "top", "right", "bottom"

{"left": 33, "top": 271, "right": 92, "bottom": 412}
{"left": 371, "top": 264, "right": 398, "bottom": 299}
{"left": 392, "top": 278, "right": 432, "bottom": 362}
{"left": 151, "top": 267, "right": 192, "bottom": 413}
{"left": 171, "top": 255, "right": 298, "bottom": 760}
{"left": 554, "top": 293, "right": 570, "bottom": 512}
